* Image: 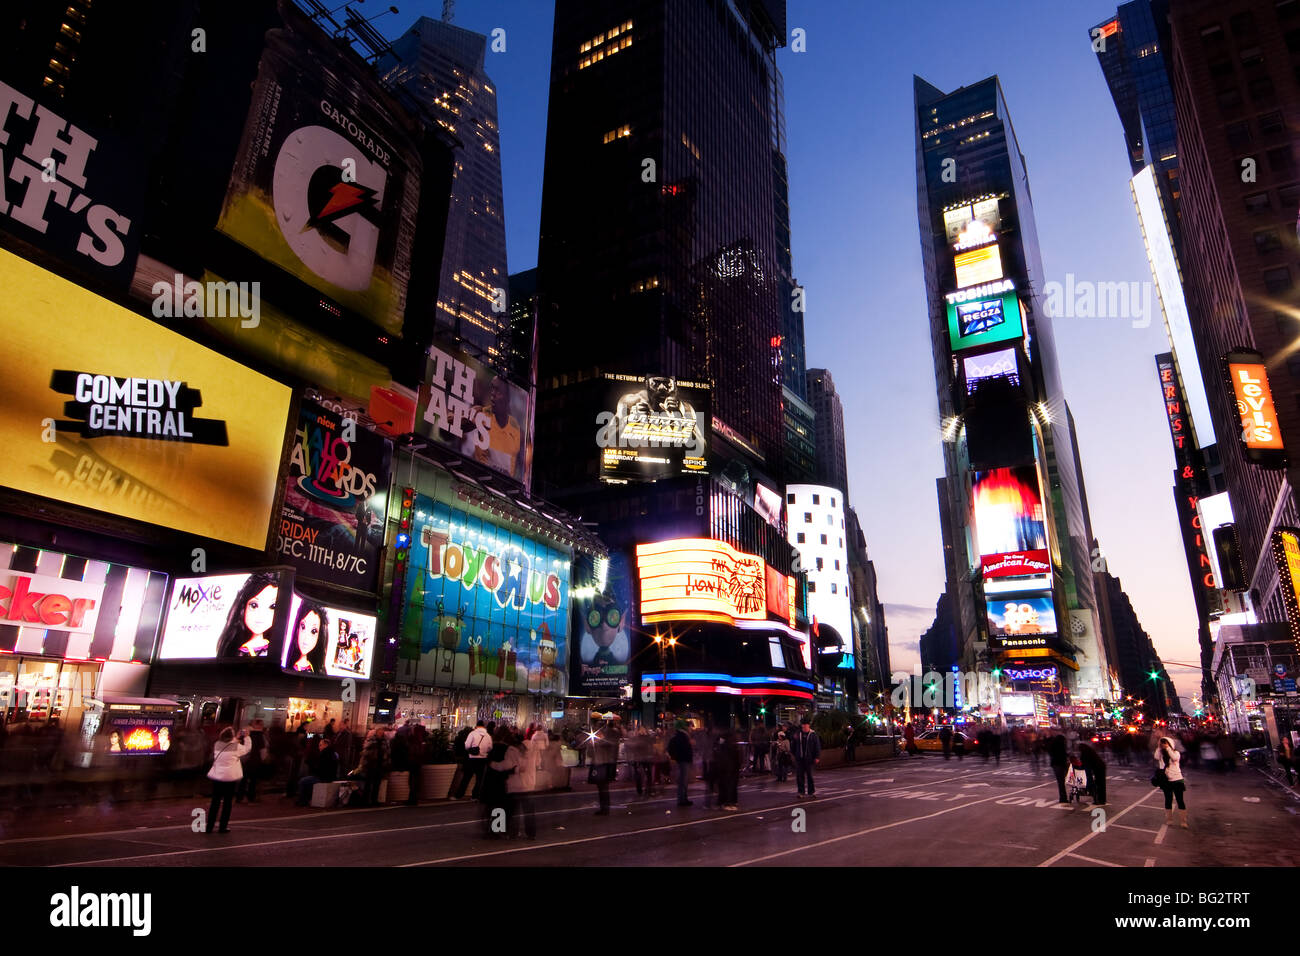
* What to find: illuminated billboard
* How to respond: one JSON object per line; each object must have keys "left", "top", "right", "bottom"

{"left": 572, "top": 551, "right": 634, "bottom": 697}
{"left": 971, "top": 466, "right": 1048, "bottom": 579}
{"left": 0, "top": 249, "right": 292, "bottom": 550}
{"left": 954, "top": 244, "right": 1004, "bottom": 289}
{"left": 943, "top": 197, "right": 1001, "bottom": 243}
{"left": 636, "top": 538, "right": 788, "bottom": 626}
{"left": 597, "top": 373, "right": 710, "bottom": 481}
{"left": 963, "top": 348, "right": 1019, "bottom": 394}
{"left": 281, "top": 594, "right": 377, "bottom": 679}
{"left": 0, "top": 544, "right": 168, "bottom": 663}
{"left": 945, "top": 280, "right": 1022, "bottom": 352}
{"left": 1225, "top": 350, "right": 1285, "bottom": 466}
{"left": 416, "top": 342, "right": 534, "bottom": 488}
{"left": 0, "top": 79, "right": 141, "bottom": 284}
{"left": 278, "top": 399, "right": 392, "bottom": 592}
{"left": 986, "top": 592, "right": 1058, "bottom": 649}
{"left": 1001, "top": 693, "right": 1036, "bottom": 717}
{"left": 1273, "top": 528, "right": 1300, "bottom": 652}
{"left": 398, "top": 495, "right": 570, "bottom": 695}
{"left": 216, "top": 16, "right": 420, "bottom": 335}
{"left": 159, "top": 570, "right": 293, "bottom": 660}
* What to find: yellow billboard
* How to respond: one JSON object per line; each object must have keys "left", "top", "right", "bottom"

{"left": 0, "top": 249, "right": 291, "bottom": 549}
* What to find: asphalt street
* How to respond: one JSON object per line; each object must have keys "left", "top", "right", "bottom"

{"left": 3, "top": 754, "right": 1297, "bottom": 867}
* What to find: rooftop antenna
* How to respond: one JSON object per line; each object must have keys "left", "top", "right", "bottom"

{"left": 442, "top": 0, "right": 454, "bottom": 22}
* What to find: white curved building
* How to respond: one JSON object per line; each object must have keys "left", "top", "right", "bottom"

{"left": 786, "top": 484, "right": 852, "bottom": 654}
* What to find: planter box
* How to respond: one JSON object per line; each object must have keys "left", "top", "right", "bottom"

{"left": 386, "top": 771, "right": 410, "bottom": 803}
{"left": 422, "top": 763, "right": 457, "bottom": 800}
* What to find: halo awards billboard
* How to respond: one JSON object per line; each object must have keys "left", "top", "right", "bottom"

{"left": 0, "top": 79, "right": 141, "bottom": 284}
{"left": 277, "top": 399, "right": 392, "bottom": 592}
{"left": 216, "top": 18, "right": 420, "bottom": 336}
{"left": 0, "top": 249, "right": 291, "bottom": 550}
{"left": 397, "top": 495, "right": 570, "bottom": 695}
{"left": 597, "top": 374, "right": 710, "bottom": 481}
{"left": 415, "top": 342, "right": 534, "bottom": 488}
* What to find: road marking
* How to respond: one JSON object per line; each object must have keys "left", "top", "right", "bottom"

{"left": 1154, "top": 824, "right": 1168, "bottom": 845}
{"left": 727, "top": 781, "right": 1053, "bottom": 867}
{"left": 1111, "top": 824, "right": 1158, "bottom": 834}
{"left": 1066, "top": 852, "right": 1122, "bottom": 867}
{"left": 1037, "top": 789, "right": 1157, "bottom": 868}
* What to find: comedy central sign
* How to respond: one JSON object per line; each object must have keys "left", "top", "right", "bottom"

{"left": 636, "top": 538, "right": 771, "bottom": 626}
{"left": 0, "top": 248, "right": 291, "bottom": 549}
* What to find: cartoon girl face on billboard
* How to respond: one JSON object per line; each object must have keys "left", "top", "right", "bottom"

{"left": 217, "top": 572, "right": 281, "bottom": 658}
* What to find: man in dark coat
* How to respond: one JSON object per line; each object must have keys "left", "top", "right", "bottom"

{"left": 1079, "top": 743, "right": 1107, "bottom": 805}
{"left": 668, "top": 720, "right": 694, "bottom": 807}
{"left": 791, "top": 720, "right": 822, "bottom": 798}
{"left": 939, "top": 725, "right": 953, "bottom": 760}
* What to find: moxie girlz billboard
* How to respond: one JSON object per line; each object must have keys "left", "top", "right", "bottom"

{"left": 397, "top": 496, "right": 569, "bottom": 696}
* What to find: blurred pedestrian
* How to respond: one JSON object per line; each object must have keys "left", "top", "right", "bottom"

{"left": 791, "top": 719, "right": 821, "bottom": 798}
{"left": 1155, "top": 735, "right": 1187, "bottom": 828}
{"left": 335, "top": 719, "right": 354, "bottom": 770}
{"left": 1048, "top": 731, "right": 1069, "bottom": 804}
{"left": 1278, "top": 736, "right": 1296, "bottom": 786}
{"left": 751, "top": 723, "right": 770, "bottom": 772}
{"left": 714, "top": 729, "right": 741, "bottom": 810}
{"left": 482, "top": 728, "right": 515, "bottom": 837}
{"left": 773, "top": 730, "right": 792, "bottom": 782}
{"left": 206, "top": 727, "right": 251, "bottom": 834}
{"left": 844, "top": 724, "right": 857, "bottom": 764}
{"left": 237, "top": 719, "right": 269, "bottom": 803}
{"left": 454, "top": 720, "right": 491, "bottom": 800}
{"left": 492, "top": 729, "right": 537, "bottom": 839}
{"left": 296, "top": 737, "right": 340, "bottom": 806}
{"left": 585, "top": 719, "right": 621, "bottom": 815}
{"left": 1080, "top": 742, "right": 1107, "bottom": 806}
{"left": 903, "top": 722, "right": 918, "bottom": 756}
{"left": 358, "top": 726, "right": 390, "bottom": 806}
{"left": 939, "top": 725, "right": 953, "bottom": 761}
{"left": 668, "top": 719, "right": 694, "bottom": 806}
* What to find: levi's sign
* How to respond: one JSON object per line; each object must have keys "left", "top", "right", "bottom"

{"left": 0, "top": 571, "right": 102, "bottom": 632}
{"left": 1228, "top": 358, "right": 1284, "bottom": 452}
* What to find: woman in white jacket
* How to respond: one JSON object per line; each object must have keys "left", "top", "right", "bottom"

{"left": 207, "top": 727, "right": 252, "bottom": 834}
{"left": 1155, "top": 736, "right": 1188, "bottom": 828}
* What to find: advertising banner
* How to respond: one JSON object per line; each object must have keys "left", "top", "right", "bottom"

{"left": 416, "top": 342, "right": 533, "bottom": 487}
{"left": 0, "top": 78, "right": 141, "bottom": 284}
{"left": 159, "top": 570, "right": 293, "bottom": 660}
{"left": 277, "top": 400, "right": 392, "bottom": 592}
{"left": 281, "top": 593, "right": 376, "bottom": 679}
{"left": 598, "top": 374, "right": 710, "bottom": 481}
{"left": 946, "top": 281, "right": 1023, "bottom": 353}
{"left": 636, "top": 538, "right": 772, "bottom": 626}
{"left": 986, "top": 591, "right": 1058, "bottom": 649}
{"left": 971, "top": 466, "right": 1048, "bottom": 579}
{"left": 107, "top": 715, "right": 175, "bottom": 756}
{"left": 572, "top": 551, "right": 634, "bottom": 697}
{"left": 1225, "top": 350, "right": 1285, "bottom": 466}
{"left": 963, "top": 348, "right": 1018, "bottom": 394}
{"left": 216, "top": 19, "right": 420, "bottom": 335}
{"left": 398, "top": 495, "right": 569, "bottom": 695}
{"left": 1272, "top": 528, "right": 1300, "bottom": 649}
{"left": 0, "top": 249, "right": 292, "bottom": 550}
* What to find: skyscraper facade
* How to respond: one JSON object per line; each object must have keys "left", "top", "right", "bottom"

{"left": 383, "top": 17, "right": 511, "bottom": 378}
{"left": 806, "top": 368, "right": 849, "bottom": 500}
{"left": 1168, "top": 0, "right": 1300, "bottom": 650}
{"left": 915, "top": 75, "right": 1114, "bottom": 702}
{"left": 535, "top": 0, "right": 817, "bottom": 725}
{"left": 1092, "top": 0, "right": 1230, "bottom": 700}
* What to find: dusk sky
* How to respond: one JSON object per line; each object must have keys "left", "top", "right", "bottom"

{"left": 382, "top": 1, "right": 1205, "bottom": 708}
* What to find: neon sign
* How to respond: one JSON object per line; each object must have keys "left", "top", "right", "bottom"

{"left": 421, "top": 524, "right": 562, "bottom": 611}
{"left": 637, "top": 538, "right": 780, "bottom": 625}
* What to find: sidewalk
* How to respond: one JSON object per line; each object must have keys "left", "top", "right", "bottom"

{"left": 0, "top": 756, "right": 898, "bottom": 842}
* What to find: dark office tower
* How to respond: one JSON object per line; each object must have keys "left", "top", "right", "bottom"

{"left": 507, "top": 268, "right": 540, "bottom": 388}
{"left": 806, "top": 369, "right": 849, "bottom": 499}
{"left": 382, "top": 17, "right": 510, "bottom": 375}
{"left": 915, "top": 75, "right": 1112, "bottom": 701}
{"left": 536, "top": 0, "right": 790, "bottom": 490}
{"left": 919, "top": 592, "right": 959, "bottom": 677}
{"left": 1169, "top": 0, "right": 1300, "bottom": 644}
{"left": 1097, "top": 573, "right": 1177, "bottom": 719}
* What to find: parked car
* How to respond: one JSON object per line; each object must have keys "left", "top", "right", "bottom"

{"left": 914, "top": 729, "right": 977, "bottom": 753}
